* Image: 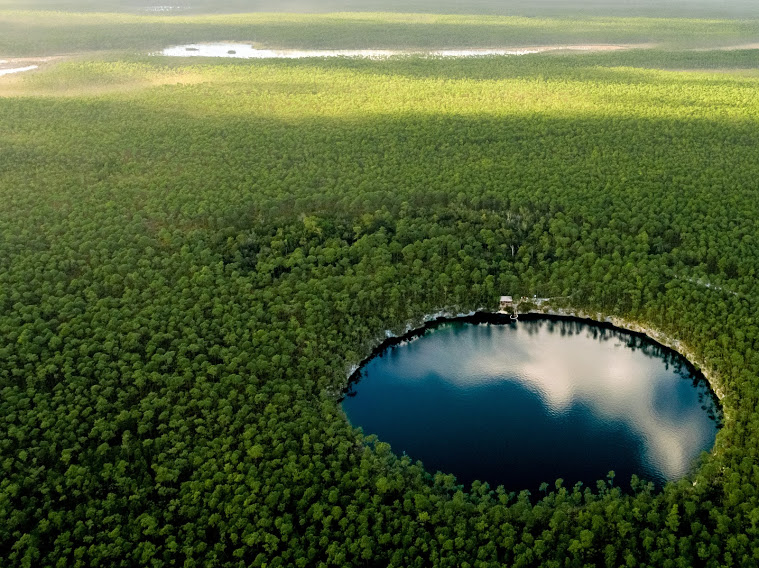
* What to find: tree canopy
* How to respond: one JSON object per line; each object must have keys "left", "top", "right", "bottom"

{"left": 2, "top": 52, "right": 759, "bottom": 567}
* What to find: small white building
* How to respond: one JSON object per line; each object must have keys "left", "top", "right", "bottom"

{"left": 500, "top": 296, "right": 513, "bottom": 309}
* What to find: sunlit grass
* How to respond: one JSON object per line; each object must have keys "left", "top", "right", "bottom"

{"left": 4, "top": 55, "right": 759, "bottom": 125}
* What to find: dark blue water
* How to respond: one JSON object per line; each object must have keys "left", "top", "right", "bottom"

{"left": 342, "top": 317, "right": 720, "bottom": 491}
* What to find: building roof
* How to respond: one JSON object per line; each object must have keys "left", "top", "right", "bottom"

{"left": 500, "top": 296, "right": 513, "bottom": 303}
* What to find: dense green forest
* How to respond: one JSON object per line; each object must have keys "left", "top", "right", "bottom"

{"left": 2, "top": 13, "right": 759, "bottom": 567}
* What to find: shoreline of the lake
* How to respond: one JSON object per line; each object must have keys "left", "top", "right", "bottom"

{"left": 345, "top": 308, "right": 726, "bottom": 416}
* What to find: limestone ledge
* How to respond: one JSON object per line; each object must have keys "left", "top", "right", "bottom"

{"left": 524, "top": 306, "right": 727, "bottom": 405}
{"left": 343, "top": 305, "right": 727, "bottom": 428}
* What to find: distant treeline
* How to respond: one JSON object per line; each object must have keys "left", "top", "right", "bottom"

{"left": 3, "top": 0, "right": 759, "bottom": 18}
{"left": 1, "top": 10, "right": 759, "bottom": 55}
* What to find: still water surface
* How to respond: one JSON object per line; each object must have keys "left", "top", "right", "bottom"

{"left": 157, "top": 43, "right": 545, "bottom": 58}
{"left": 342, "top": 317, "right": 720, "bottom": 491}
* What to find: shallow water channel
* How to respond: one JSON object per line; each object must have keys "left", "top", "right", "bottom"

{"left": 157, "top": 43, "right": 545, "bottom": 59}
{"left": 342, "top": 316, "right": 720, "bottom": 491}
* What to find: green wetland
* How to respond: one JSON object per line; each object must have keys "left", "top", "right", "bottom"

{"left": 2, "top": 7, "right": 759, "bottom": 567}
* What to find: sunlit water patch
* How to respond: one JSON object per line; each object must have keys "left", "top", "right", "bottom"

{"left": 342, "top": 316, "right": 720, "bottom": 491}
{"left": 0, "top": 65, "right": 38, "bottom": 77}
{"left": 141, "top": 5, "right": 188, "bottom": 11}
{"left": 156, "top": 43, "right": 544, "bottom": 59}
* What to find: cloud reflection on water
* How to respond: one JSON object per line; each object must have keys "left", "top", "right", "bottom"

{"left": 373, "top": 319, "right": 717, "bottom": 481}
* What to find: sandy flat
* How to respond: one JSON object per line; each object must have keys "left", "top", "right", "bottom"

{"left": 0, "top": 56, "right": 64, "bottom": 77}
{"left": 0, "top": 65, "right": 38, "bottom": 77}
{"left": 695, "top": 43, "right": 759, "bottom": 51}
{"left": 156, "top": 43, "right": 645, "bottom": 59}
